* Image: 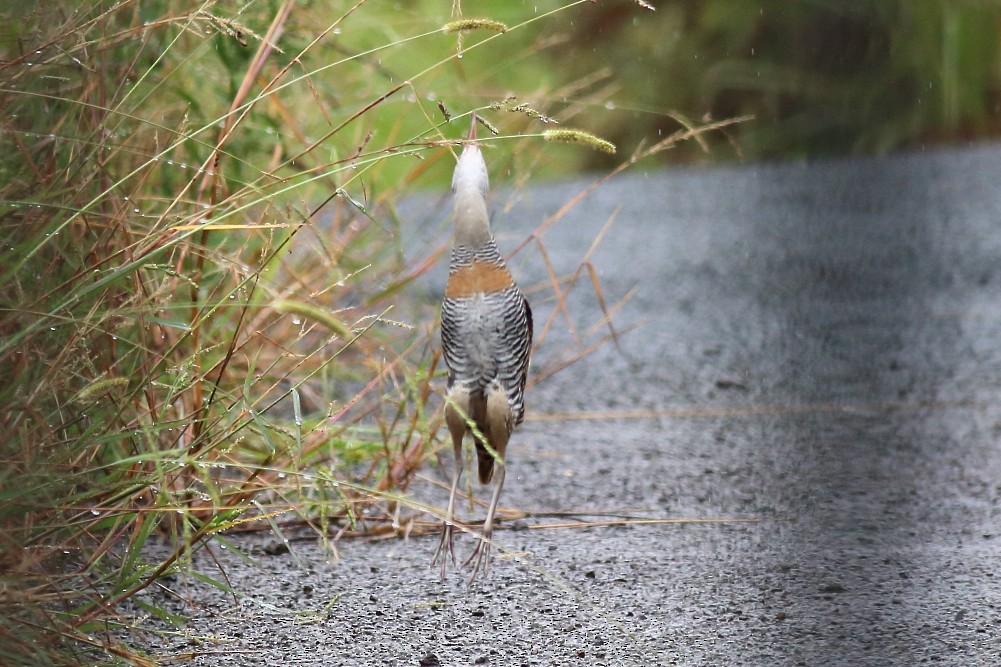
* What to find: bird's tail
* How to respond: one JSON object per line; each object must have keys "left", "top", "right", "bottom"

{"left": 476, "top": 386, "right": 512, "bottom": 484}
{"left": 475, "top": 437, "right": 496, "bottom": 484}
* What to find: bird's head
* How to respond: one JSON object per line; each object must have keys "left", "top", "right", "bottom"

{"left": 451, "top": 114, "right": 489, "bottom": 197}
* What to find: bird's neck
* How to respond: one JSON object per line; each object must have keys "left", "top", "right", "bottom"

{"left": 453, "top": 189, "right": 493, "bottom": 247}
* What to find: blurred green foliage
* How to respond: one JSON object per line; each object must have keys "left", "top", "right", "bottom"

{"left": 9, "top": 1, "right": 993, "bottom": 190}
{"left": 525, "top": 0, "right": 1001, "bottom": 167}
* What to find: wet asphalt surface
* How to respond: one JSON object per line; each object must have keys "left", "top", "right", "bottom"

{"left": 141, "top": 144, "right": 1001, "bottom": 665}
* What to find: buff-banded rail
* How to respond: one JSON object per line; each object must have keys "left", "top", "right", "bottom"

{"left": 433, "top": 115, "right": 533, "bottom": 581}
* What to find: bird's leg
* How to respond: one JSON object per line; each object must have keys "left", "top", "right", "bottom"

{"left": 465, "top": 460, "right": 505, "bottom": 582}
{"left": 465, "top": 388, "right": 512, "bottom": 582}
{"left": 433, "top": 399, "right": 469, "bottom": 579}
{"left": 432, "top": 434, "right": 463, "bottom": 579}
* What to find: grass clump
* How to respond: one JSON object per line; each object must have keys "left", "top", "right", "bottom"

{"left": 0, "top": 2, "right": 444, "bottom": 663}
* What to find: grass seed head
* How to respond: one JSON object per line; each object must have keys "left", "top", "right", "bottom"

{"left": 442, "top": 19, "right": 508, "bottom": 34}
{"left": 543, "top": 129, "right": 617, "bottom": 154}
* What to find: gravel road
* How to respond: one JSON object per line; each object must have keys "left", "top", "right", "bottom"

{"left": 141, "top": 144, "right": 1001, "bottom": 666}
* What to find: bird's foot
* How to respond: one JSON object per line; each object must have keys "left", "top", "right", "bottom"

{"left": 463, "top": 530, "right": 493, "bottom": 583}
{"left": 431, "top": 521, "right": 458, "bottom": 580}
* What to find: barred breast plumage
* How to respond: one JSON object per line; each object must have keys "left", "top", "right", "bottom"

{"left": 441, "top": 240, "right": 532, "bottom": 434}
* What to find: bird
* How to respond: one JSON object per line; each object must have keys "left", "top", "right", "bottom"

{"left": 432, "top": 114, "right": 533, "bottom": 581}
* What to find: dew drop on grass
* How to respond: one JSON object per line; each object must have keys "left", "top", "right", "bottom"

{"left": 91, "top": 510, "right": 100, "bottom": 516}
